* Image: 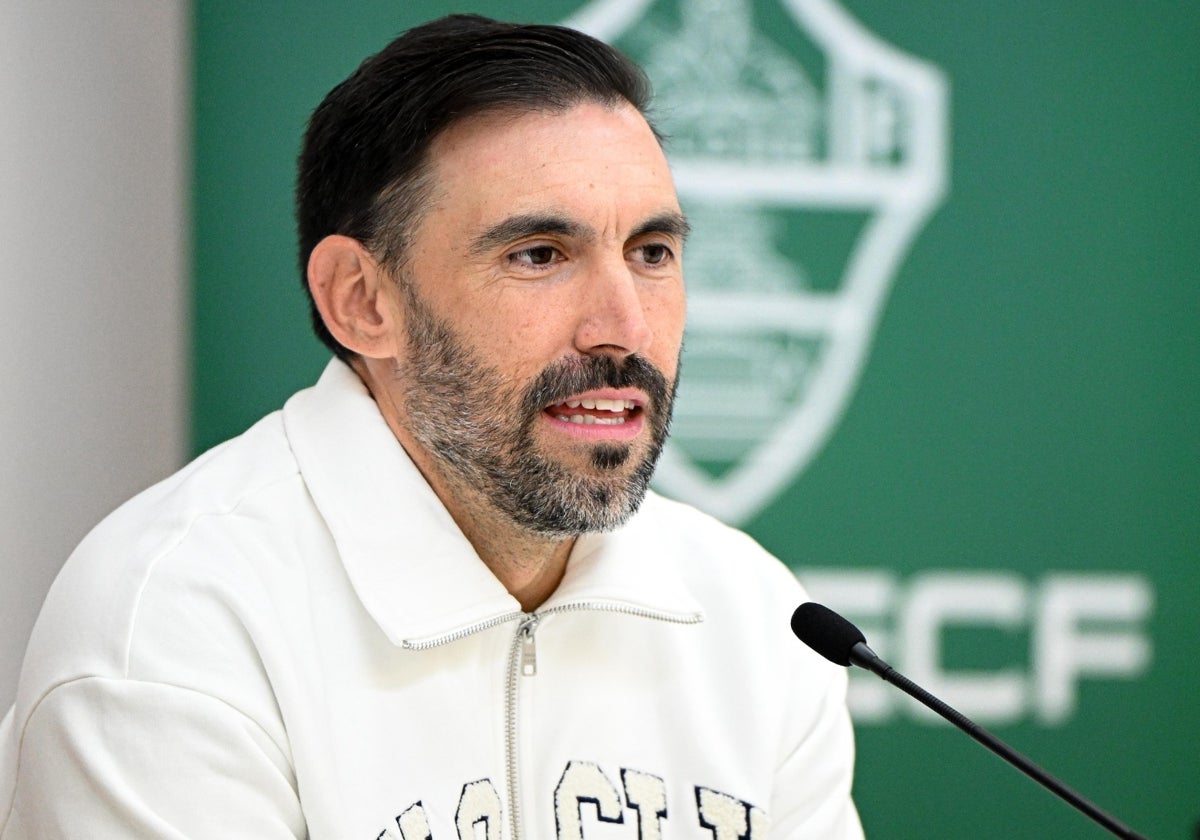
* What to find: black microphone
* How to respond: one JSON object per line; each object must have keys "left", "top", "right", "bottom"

{"left": 791, "top": 601, "right": 1150, "bottom": 840}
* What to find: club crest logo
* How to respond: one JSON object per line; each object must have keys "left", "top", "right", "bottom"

{"left": 566, "top": 0, "right": 948, "bottom": 524}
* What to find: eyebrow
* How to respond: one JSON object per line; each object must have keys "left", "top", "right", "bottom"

{"left": 469, "top": 213, "right": 587, "bottom": 256}
{"left": 468, "top": 209, "right": 691, "bottom": 257}
{"left": 631, "top": 211, "right": 692, "bottom": 244}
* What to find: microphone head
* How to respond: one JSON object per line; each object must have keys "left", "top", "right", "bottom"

{"left": 790, "top": 602, "right": 865, "bottom": 667}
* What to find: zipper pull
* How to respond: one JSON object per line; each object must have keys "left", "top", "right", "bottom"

{"left": 519, "top": 616, "right": 539, "bottom": 677}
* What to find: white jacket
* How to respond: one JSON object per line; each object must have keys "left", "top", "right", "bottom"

{"left": 0, "top": 360, "right": 862, "bottom": 840}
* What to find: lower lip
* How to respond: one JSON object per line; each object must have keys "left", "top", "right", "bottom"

{"left": 540, "top": 409, "right": 646, "bottom": 441}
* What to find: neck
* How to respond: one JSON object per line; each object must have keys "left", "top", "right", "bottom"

{"left": 354, "top": 357, "right": 573, "bottom": 611}
{"left": 406, "top": 432, "right": 576, "bottom": 611}
{"left": 439, "top": 485, "right": 576, "bottom": 612}
{"left": 400, "top": 425, "right": 575, "bottom": 612}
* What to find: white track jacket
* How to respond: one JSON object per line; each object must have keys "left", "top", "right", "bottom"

{"left": 0, "top": 360, "right": 862, "bottom": 840}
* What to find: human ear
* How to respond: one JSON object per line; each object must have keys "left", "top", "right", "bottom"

{"left": 306, "top": 235, "right": 401, "bottom": 359}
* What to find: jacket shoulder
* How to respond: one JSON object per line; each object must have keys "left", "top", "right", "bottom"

{"left": 13, "top": 411, "right": 307, "bottom": 704}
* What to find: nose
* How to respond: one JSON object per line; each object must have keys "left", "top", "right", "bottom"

{"left": 573, "top": 258, "right": 654, "bottom": 358}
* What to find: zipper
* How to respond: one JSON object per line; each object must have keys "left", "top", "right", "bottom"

{"left": 504, "top": 601, "right": 702, "bottom": 840}
{"left": 537, "top": 600, "right": 703, "bottom": 626}
{"left": 399, "top": 610, "right": 526, "bottom": 651}
{"left": 402, "top": 602, "right": 703, "bottom": 840}
{"left": 505, "top": 613, "right": 539, "bottom": 840}
{"left": 518, "top": 616, "right": 539, "bottom": 677}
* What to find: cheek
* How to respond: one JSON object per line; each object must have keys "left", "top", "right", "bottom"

{"left": 459, "top": 305, "right": 562, "bottom": 377}
{"left": 646, "top": 284, "right": 688, "bottom": 360}
{"left": 452, "top": 283, "right": 686, "bottom": 379}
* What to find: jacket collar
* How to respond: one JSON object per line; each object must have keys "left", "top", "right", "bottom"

{"left": 283, "top": 360, "right": 703, "bottom": 647}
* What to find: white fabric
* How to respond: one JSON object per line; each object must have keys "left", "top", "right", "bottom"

{"left": 0, "top": 359, "right": 862, "bottom": 839}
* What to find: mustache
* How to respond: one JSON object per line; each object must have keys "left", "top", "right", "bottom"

{"left": 521, "top": 354, "right": 672, "bottom": 416}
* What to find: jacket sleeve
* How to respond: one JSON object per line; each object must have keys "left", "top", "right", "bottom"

{"left": 766, "top": 662, "right": 865, "bottom": 839}
{"left": 2, "top": 676, "right": 306, "bottom": 839}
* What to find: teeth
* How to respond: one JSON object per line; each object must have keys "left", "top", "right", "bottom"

{"left": 554, "top": 413, "right": 626, "bottom": 425}
{"left": 559, "top": 398, "right": 637, "bottom": 412}
{"left": 550, "top": 397, "right": 638, "bottom": 425}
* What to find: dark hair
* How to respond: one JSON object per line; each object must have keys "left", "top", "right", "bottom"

{"left": 296, "top": 14, "right": 656, "bottom": 360}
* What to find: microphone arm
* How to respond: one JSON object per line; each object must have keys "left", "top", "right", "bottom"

{"left": 848, "top": 640, "right": 1147, "bottom": 840}
{"left": 793, "top": 602, "right": 1149, "bottom": 840}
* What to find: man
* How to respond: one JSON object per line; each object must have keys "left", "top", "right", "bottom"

{"left": 0, "top": 15, "right": 861, "bottom": 839}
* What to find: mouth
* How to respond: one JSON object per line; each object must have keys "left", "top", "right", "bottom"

{"left": 541, "top": 390, "right": 647, "bottom": 439}
{"left": 545, "top": 396, "right": 640, "bottom": 426}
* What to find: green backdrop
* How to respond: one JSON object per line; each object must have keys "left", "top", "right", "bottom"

{"left": 193, "top": 1, "right": 1198, "bottom": 837}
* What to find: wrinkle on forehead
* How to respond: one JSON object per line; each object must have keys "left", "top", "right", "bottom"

{"left": 429, "top": 102, "right": 674, "bottom": 193}
{"left": 410, "top": 100, "right": 682, "bottom": 266}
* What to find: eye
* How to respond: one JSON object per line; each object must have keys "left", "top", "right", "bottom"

{"left": 509, "top": 245, "right": 563, "bottom": 268}
{"left": 631, "top": 242, "right": 675, "bottom": 266}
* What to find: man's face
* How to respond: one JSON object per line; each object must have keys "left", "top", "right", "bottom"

{"left": 377, "top": 101, "right": 688, "bottom": 536}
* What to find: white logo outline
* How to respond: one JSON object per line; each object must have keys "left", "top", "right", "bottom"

{"left": 567, "top": 0, "right": 948, "bottom": 524}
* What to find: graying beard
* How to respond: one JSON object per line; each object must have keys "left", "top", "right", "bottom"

{"left": 397, "top": 287, "right": 669, "bottom": 537}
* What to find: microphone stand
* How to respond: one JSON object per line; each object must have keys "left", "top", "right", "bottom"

{"left": 848, "top": 640, "right": 1149, "bottom": 840}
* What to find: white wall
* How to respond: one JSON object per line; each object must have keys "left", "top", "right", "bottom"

{"left": 0, "top": 2, "right": 189, "bottom": 705}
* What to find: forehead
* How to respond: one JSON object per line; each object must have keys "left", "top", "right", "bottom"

{"left": 421, "top": 101, "right": 680, "bottom": 235}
